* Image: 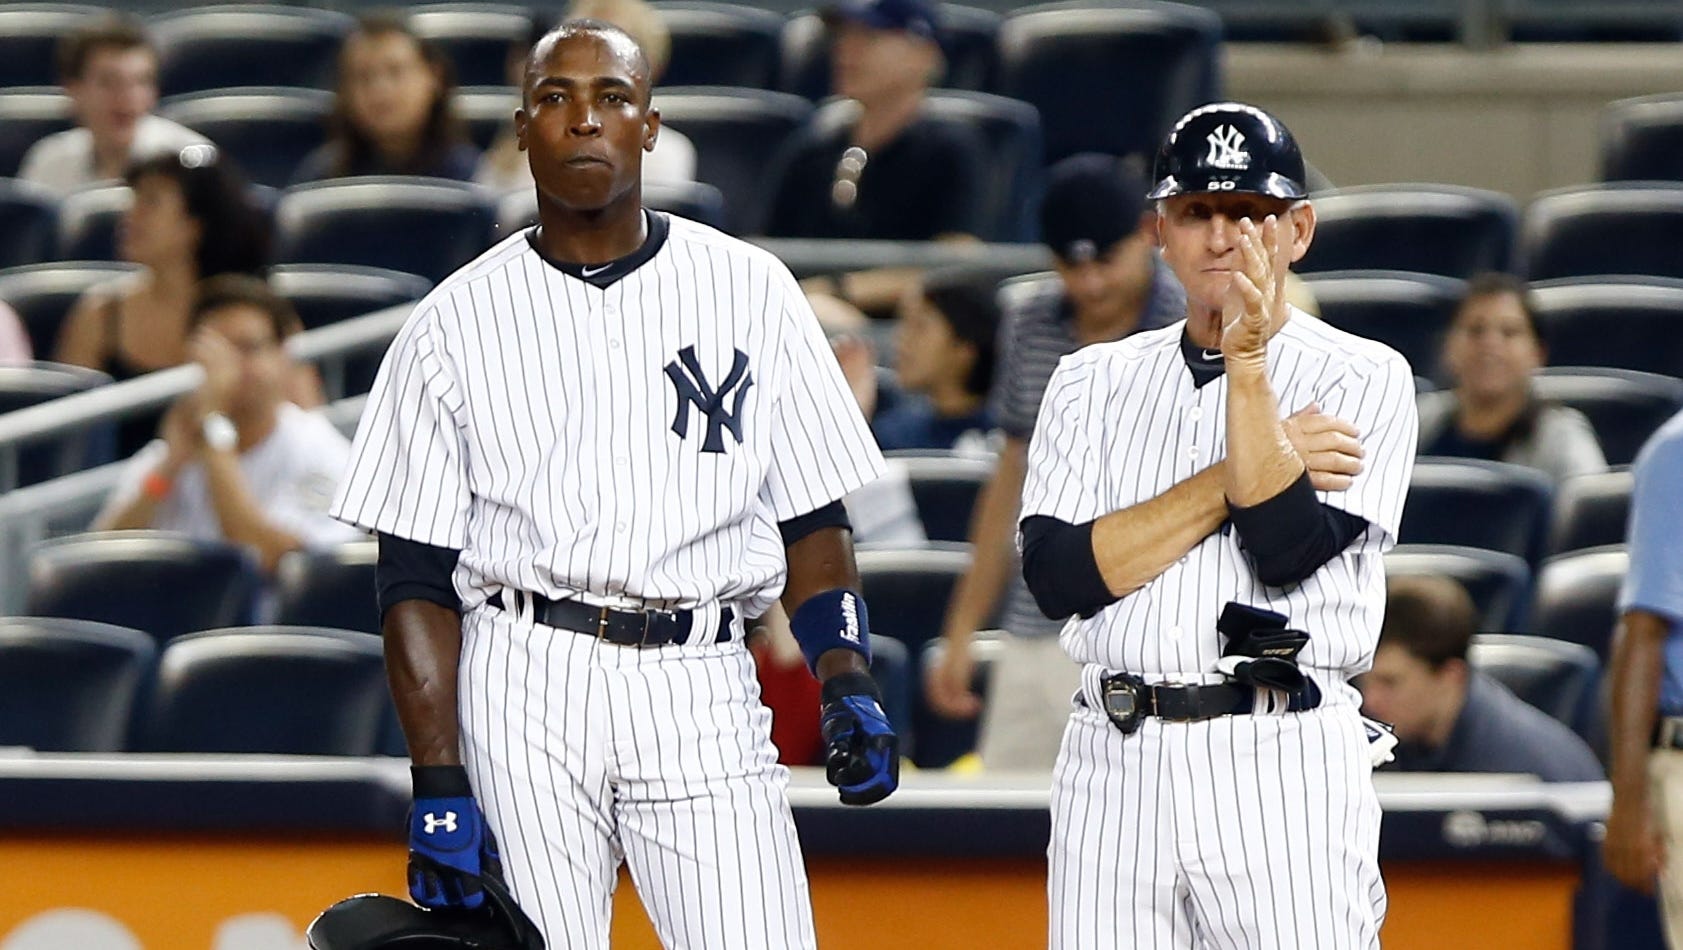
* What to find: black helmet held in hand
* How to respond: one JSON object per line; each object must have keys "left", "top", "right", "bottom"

{"left": 1146, "top": 102, "right": 1308, "bottom": 202}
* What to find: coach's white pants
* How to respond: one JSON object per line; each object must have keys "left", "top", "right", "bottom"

{"left": 1049, "top": 700, "right": 1385, "bottom": 950}
{"left": 458, "top": 603, "right": 817, "bottom": 950}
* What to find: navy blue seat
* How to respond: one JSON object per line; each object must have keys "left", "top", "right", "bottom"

{"left": 0, "top": 178, "right": 58, "bottom": 270}
{"left": 1400, "top": 458, "right": 1554, "bottom": 566}
{"left": 408, "top": 4, "right": 533, "bottom": 88}
{"left": 654, "top": 87, "right": 814, "bottom": 234}
{"left": 856, "top": 544, "right": 973, "bottom": 766}
{"left": 274, "top": 541, "right": 379, "bottom": 636}
{"left": 1468, "top": 633, "right": 1602, "bottom": 747}
{"left": 0, "top": 617, "right": 154, "bottom": 752}
{"left": 54, "top": 184, "right": 131, "bottom": 263}
{"left": 656, "top": 2, "right": 786, "bottom": 89}
{"left": 269, "top": 264, "right": 431, "bottom": 332}
{"left": 150, "top": 6, "right": 355, "bottom": 97}
{"left": 1602, "top": 93, "right": 1683, "bottom": 183}
{"left": 996, "top": 1, "right": 1221, "bottom": 166}
{"left": 1508, "top": 0, "right": 1683, "bottom": 42}
{"left": 1295, "top": 185, "right": 1519, "bottom": 280}
{"left": 0, "top": 361, "right": 116, "bottom": 485}
{"left": 1549, "top": 469, "right": 1633, "bottom": 558}
{"left": 1530, "top": 545, "right": 1627, "bottom": 659}
{"left": 0, "top": 5, "right": 107, "bottom": 88}
{"left": 158, "top": 87, "right": 333, "bottom": 189}
{"left": 778, "top": 4, "right": 1002, "bottom": 100}
{"left": 1523, "top": 185, "right": 1683, "bottom": 282}
{"left": 0, "top": 261, "right": 141, "bottom": 361}
{"left": 889, "top": 451, "right": 993, "bottom": 545}
{"left": 1384, "top": 544, "right": 1532, "bottom": 632}
{"left": 27, "top": 532, "right": 261, "bottom": 645}
{"left": 0, "top": 89, "right": 74, "bottom": 179}
{"left": 1533, "top": 367, "right": 1683, "bottom": 467}
{"left": 141, "top": 626, "right": 387, "bottom": 755}
{"left": 456, "top": 85, "right": 519, "bottom": 152}
{"left": 275, "top": 177, "right": 498, "bottom": 284}
{"left": 1530, "top": 279, "right": 1683, "bottom": 380}
{"left": 1299, "top": 270, "right": 1465, "bottom": 381}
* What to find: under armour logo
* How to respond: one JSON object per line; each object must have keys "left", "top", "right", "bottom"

{"left": 1205, "top": 125, "right": 1250, "bottom": 171}
{"left": 422, "top": 811, "right": 458, "bottom": 835}
{"left": 665, "top": 345, "right": 754, "bottom": 454}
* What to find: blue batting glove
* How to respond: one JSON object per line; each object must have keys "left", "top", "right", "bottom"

{"left": 407, "top": 765, "right": 502, "bottom": 910}
{"left": 820, "top": 671, "right": 900, "bottom": 806}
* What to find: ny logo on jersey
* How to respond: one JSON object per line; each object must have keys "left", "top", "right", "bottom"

{"left": 422, "top": 811, "right": 458, "bottom": 835}
{"left": 1205, "top": 125, "right": 1250, "bottom": 170}
{"left": 665, "top": 345, "right": 754, "bottom": 453}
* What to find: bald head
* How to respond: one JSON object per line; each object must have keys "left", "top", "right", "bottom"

{"left": 524, "top": 20, "right": 651, "bottom": 108}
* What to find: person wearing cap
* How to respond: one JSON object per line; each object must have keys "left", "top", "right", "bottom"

{"left": 1018, "top": 103, "right": 1416, "bottom": 946}
{"left": 924, "top": 154, "right": 1184, "bottom": 771}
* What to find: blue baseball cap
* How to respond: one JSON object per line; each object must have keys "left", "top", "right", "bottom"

{"left": 821, "top": 0, "right": 942, "bottom": 43}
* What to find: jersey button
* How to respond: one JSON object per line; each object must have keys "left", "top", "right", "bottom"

{"left": 609, "top": 339, "right": 621, "bottom": 350}
{"left": 1187, "top": 446, "right": 1199, "bottom": 460}
{"left": 615, "top": 522, "right": 627, "bottom": 533}
{"left": 615, "top": 456, "right": 628, "bottom": 466}
{"left": 1167, "top": 626, "right": 1183, "bottom": 640}
{"left": 1189, "top": 407, "right": 1203, "bottom": 421}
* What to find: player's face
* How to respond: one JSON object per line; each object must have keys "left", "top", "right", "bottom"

{"left": 118, "top": 172, "right": 198, "bottom": 268}
{"left": 893, "top": 291, "right": 975, "bottom": 395}
{"left": 1155, "top": 193, "right": 1312, "bottom": 314}
{"left": 1443, "top": 291, "right": 1544, "bottom": 402}
{"left": 197, "top": 304, "right": 288, "bottom": 416}
{"left": 69, "top": 46, "right": 159, "bottom": 147}
{"left": 340, "top": 31, "right": 443, "bottom": 150}
{"left": 1052, "top": 228, "right": 1156, "bottom": 325}
{"left": 517, "top": 32, "right": 658, "bottom": 213}
{"left": 1360, "top": 644, "right": 1461, "bottom": 745}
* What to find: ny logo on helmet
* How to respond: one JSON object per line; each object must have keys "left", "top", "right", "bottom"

{"left": 1205, "top": 125, "right": 1251, "bottom": 171}
{"left": 665, "top": 345, "right": 754, "bottom": 454}
{"left": 422, "top": 811, "right": 458, "bottom": 834}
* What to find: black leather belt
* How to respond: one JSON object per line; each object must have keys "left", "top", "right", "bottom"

{"left": 488, "top": 591, "right": 732, "bottom": 648}
{"left": 1082, "top": 671, "right": 1323, "bottom": 735}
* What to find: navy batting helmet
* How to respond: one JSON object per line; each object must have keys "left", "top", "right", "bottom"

{"left": 1146, "top": 102, "right": 1307, "bottom": 202}
{"left": 306, "top": 879, "right": 545, "bottom": 950}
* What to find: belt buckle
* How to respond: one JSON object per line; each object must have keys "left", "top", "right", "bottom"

{"left": 595, "top": 606, "right": 613, "bottom": 643}
{"left": 1100, "top": 672, "right": 1147, "bottom": 735}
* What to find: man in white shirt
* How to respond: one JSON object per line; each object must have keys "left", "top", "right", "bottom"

{"left": 18, "top": 16, "right": 208, "bottom": 195}
{"left": 95, "top": 275, "right": 361, "bottom": 573}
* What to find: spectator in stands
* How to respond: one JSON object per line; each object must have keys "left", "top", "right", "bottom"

{"left": 1418, "top": 273, "right": 1606, "bottom": 481}
{"left": 924, "top": 154, "right": 1184, "bottom": 769}
{"left": 1360, "top": 574, "right": 1602, "bottom": 781}
{"left": 292, "top": 15, "right": 479, "bottom": 183}
{"left": 55, "top": 145, "right": 274, "bottom": 457}
{"left": 475, "top": 1, "right": 696, "bottom": 193}
{"left": 17, "top": 16, "right": 208, "bottom": 194}
{"left": 93, "top": 275, "right": 361, "bottom": 574}
{"left": 866, "top": 268, "right": 999, "bottom": 454}
{"left": 0, "top": 303, "right": 32, "bottom": 364}
{"left": 1604, "top": 409, "right": 1683, "bottom": 914}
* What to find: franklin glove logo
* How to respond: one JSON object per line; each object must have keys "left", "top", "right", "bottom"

{"left": 840, "top": 592, "right": 861, "bottom": 645}
{"left": 422, "top": 811, "right": 458, "bottom": 835}
{"left": 665, "top": 345, "right": 754, "bottom": 454}
{"left": 1205, "top": 125, "right": 1251, "bottom": 170}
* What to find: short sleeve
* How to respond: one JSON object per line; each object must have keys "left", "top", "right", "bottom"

{"left": 1020, "top": 354, "right": 1107, "bottom": 525}
{"left": 1620, "top": 425, "right": 1683, "bottom": 621}
{"left": 330, "top": 307, "right": 473, "bottom": 548}
{"left": 1314, "top": 352, "right": 1418, "bottom": 545}
{"left": 270, "top": 420, "right": 365, "bottom": 550}
{"left": 759, "top": 267, "right": 887, "bottom": 521}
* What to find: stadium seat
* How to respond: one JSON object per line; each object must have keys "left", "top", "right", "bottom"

{"left": 274, "top": 541, "right": 379, "bottom": 635}
{"left": 269, "top": 264, "right": 431, "bottom": 331}
{"left": 0, "top": 261, "right": 141, "bottom": 360}
{"left": 1522, "top": 184, "right": 1683, "bottom": 282}
{"left": 274, "top": 177, "right": 499, "bottom": 284}
{"left": 26, "top": 532, "right": 261, "bottom": 645}
{"left": 916, "top": 629, "right": 1006, "bottom": 767}
{"left": 0, "top": 178, "right": 58, "bottom": 270}
{"left": 1299, "top": 270, "right": 1465, "bottom": 380}
{"left": 1533, "top": 367, "right": 1683, "bottom": 467}
{"left": 1468, "top": 633, "right": 1601, "bottom": 745}
{"left": 408, "top": 3, "right": 533, "bottom": 89}
{"left": 1530, "top": 544, "right": 1627, "bottom": 658}
{"left": 157, "top": 87, "right": 333, "bottom": 189}
{"left": 653, "top": 87, "right": 813, "bottom": 234}
{"left": 655, "top": 2, "right": 786, "bottom": 89}
{"left": 54, "top": 184, "right": 131, "bottom": 263}
{"left": 888, "top": 451, "right": 993, "bottom": 544}
{"left": 1508, "top": 0, "right": 1683, "bottom": 42}
{"left": 857, "top": 544, "right": 972, "bottom": 660}
{"left": 1549, "top": 468, "right": 1633, "bottom": 557}
{"left": 140, "top": 626, "right": 387, "bottom": 754}
{"left": 1383, "top": 544, "right": 1532, "bottom": 632}
{"left": 996, "top": 1, "right": 1221, "bottom": 166}
{"left": 1602, "top": 92, "right": 1683, "bottom": 183}
{"left": 1529, "top": 279, "right": 1683, "bottom": 380}
{"left": 0, "top": 5, "right": 107, "bottom": 88}
{"left": 456, "top": 85, "right": 519, "bottom": 152}
{"left": 0, "top": 361, "right": 116, "bottom": 487}
{"left": 1400, "top": 457, "right": 1554, "bottom": 566}
{"left": 778, "top": 4, "right": 1002, "bottom": 100}
{"left": 0, "top": 89, "right": 74, "bottom": 179}
{"left": 150, "top": 6, "right": 355, "bottom": 97}
{"left": 1295, "top": 185, "right": 1520, "bottom": 279}
{"left": 0, "top": 617, "right": 154, "bottom": 753}
{"left": 496, "top": 179, "right": 729, "bottom": 234}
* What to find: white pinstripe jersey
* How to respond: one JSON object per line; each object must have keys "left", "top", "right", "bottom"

{"left": 331, "top": 214, "right": 885, "bottom": 619}
{"left": 1020, "top": 307, "right": 1418, "bottom": 688}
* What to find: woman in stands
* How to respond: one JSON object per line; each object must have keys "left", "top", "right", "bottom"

{"left": 55, "top": 143, "right": 274, "bottom": 457}
{"left": 292, "top": 14, "right": 478, "bottom": 183}
{"left": 1418, "top": 272, "right": 1607, "bottom": 481}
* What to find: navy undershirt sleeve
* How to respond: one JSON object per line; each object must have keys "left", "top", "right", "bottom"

{"left": 1227, "top": 472, "right": 1369, "bottom": 587}
{"left": 778, "top": 499, "right": 852, "bottom": 548}
{"left": 1020, "top": 515, "right": 1117, "bottom": 621}
{"left": 376, "top": 532, "right": 462, "bottom": 619}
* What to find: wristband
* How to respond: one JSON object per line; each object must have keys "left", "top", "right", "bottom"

{"left": 142, "top": 470, "right": 173, "bottom": 501}
{"left": 789, "top": 587, "right": 872, "bottom": 674}
{"left": 411, "top": 764, "right": 474, "bottom": 798}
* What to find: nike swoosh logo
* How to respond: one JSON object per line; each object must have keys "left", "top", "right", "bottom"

{"left": 582, "top": 264, "right": 611, "bottom": 277}
{"left": 1201, "top": 349, "right": 1224, "bottom": 360}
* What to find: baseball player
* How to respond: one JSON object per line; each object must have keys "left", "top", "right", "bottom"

{"left": 330, "top": 21, "right": 898, "bottom": 949}
{"left": 1020, "top": 102, "right": 1417, "bottom": 948}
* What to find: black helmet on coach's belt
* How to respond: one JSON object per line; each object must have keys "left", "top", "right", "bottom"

{"left": 1146, "top": 102, "right": 1308, "bottom": 201}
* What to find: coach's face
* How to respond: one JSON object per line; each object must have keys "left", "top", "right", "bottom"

{"left": 1156, "top": 192, "right": 1314, "bottom": 315}
{"left": 516, "top": 30, "right": 659, "bottom": 212}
